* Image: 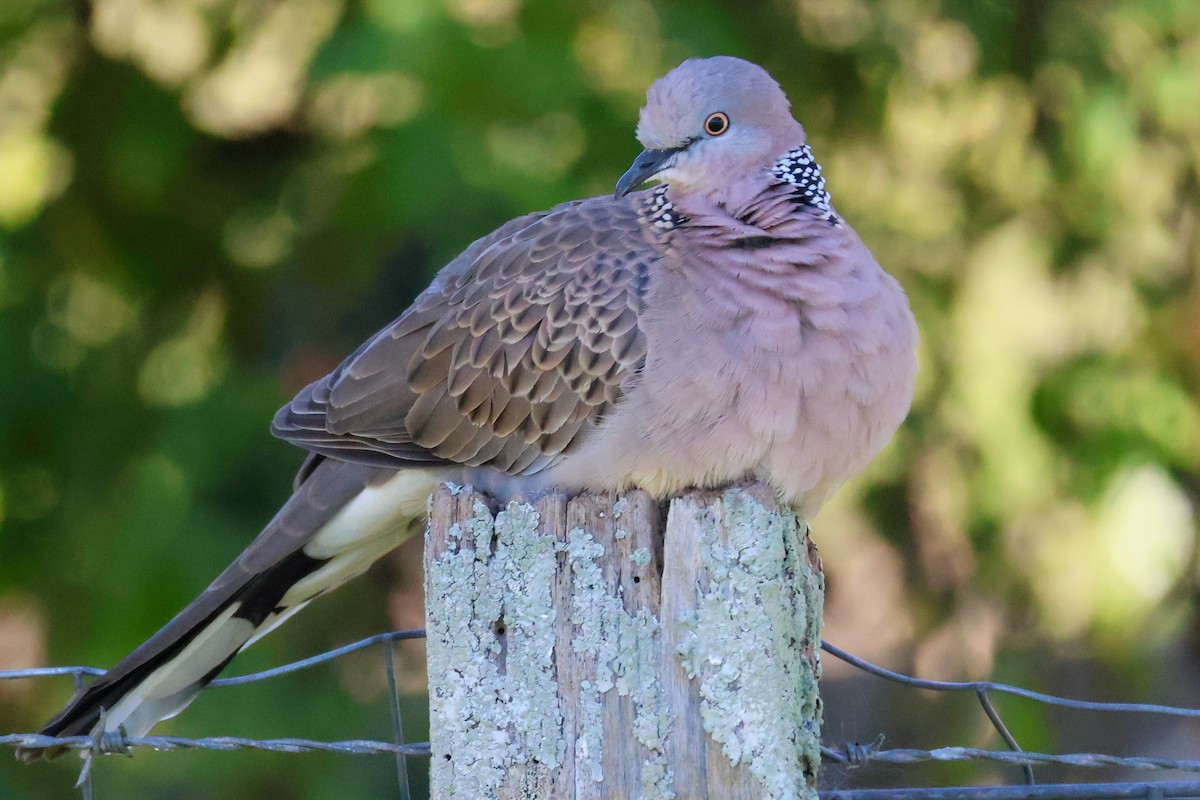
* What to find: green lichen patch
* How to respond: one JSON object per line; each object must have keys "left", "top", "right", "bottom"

{"left": 680, "top": 490, "right": 822, "bottom": 800}
{"left": 612, "top": 497, "right": 630, "bottom": 519}
{"left": 565, "top": 528, "right": 675, "bottom": 799}
{"left": 426, "top": 499, "right": 564, "bottom": 796}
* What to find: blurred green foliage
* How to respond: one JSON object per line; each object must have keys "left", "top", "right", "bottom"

{"left": 1, "top": 0, "right": 1198, "bottom": 796}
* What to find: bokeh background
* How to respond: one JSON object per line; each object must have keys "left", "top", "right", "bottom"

{"left": 1, "top": 0, "right": 1199, "bottom": 797}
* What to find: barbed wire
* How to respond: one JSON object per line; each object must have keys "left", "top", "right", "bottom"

{"left": 821, "top": 781, "right": 1200, "bottom": 799}
{"left": 4, "top": 631, "right": 1200, "bottom": 799}
{"left": 821, "top": 641, "right": 1200, "bottom": 719}
{"left": 821, "top": 744, "right": 1200, "bottom": 773}
{"left": 4, "top": 733, "right": 1196, "bottom": 773}
{"left": 0, "top": 732, "right": 431, "bottom": 757}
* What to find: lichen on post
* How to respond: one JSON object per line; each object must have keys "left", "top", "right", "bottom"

{"left": 424, "top": 482, "right": 823, "bottom": 800}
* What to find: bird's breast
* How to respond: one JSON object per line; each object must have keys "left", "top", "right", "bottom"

{"left": 540, "top": 243, "right": 918, "bottom": 516}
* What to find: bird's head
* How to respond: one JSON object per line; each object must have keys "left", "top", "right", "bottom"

{"left": 616, "top": 56, "right": 806, "bottom": 201}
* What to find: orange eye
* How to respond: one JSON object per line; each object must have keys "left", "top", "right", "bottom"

{"left": 704, "top": 111, "right": 730, "bottom": 136}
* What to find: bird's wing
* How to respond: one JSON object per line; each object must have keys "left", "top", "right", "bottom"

{"left": 19, "top": 194, "right": 660, "bottom": 760}
{"left": 272, "top": 195, "right": 656, "bottom": 475}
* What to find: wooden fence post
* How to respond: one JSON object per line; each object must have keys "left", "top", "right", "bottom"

{"left": 424, "top": 482, "right": 823, "bottom": 800}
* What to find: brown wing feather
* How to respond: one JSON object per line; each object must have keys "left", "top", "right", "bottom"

{"left": 272, "top": 194, "right": 655, "bottom": 474}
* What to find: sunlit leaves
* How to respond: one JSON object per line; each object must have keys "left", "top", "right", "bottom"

{"left": 137, "top": 290, "right": 228, "bottom": 407}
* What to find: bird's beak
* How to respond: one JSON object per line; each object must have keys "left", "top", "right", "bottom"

{"left": 615, "top": 145, "right": 688, "bottom": 198}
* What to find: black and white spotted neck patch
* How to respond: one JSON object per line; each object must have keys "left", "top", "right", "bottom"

{"left": 646, "top": 184, "right": 688, "bottom": 231}
{"left": 772, "top": 145, "right": 839, "bottom": 224}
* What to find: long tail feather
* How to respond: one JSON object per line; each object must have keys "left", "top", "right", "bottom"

{"left": 18, "top": 461, "right": 439, "bottom": 761}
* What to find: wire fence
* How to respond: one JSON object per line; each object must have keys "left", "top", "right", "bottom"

{"left": 4, "top": 631, "right": 1200, "bottom": 800}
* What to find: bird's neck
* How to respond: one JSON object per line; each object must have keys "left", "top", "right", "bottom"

{"left": 769, "top": 145, "right": 839, "bottom": 224}
{"left": 657, "top": 145, "right": 841, "bottom": 234}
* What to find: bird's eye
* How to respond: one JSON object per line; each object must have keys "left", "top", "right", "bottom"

{"left": 704, "top": 111, "right": 730, "bottom": 136}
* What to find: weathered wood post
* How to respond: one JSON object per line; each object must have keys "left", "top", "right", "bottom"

{"left": 424, "top": 482, "right": 823, "bottom": 800}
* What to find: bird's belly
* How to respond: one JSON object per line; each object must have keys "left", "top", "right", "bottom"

{"left": 533, "top": 312, "right": 914, "bottom": 517}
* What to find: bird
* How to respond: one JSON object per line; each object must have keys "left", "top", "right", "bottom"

{"left": 19, "top": 55, "right": 918, "bottom": 760}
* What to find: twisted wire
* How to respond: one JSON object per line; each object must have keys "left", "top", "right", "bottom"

{"left": 6, "top": 631, "right": 1200, "bottom": 799}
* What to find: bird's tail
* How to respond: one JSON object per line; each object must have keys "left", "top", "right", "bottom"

{"left": 18, "top": 460, "right": 438, "bottom": 762}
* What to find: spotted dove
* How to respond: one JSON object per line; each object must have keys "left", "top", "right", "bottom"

{"left": 19, "top": 55, "right": 918, "bottom": 758}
